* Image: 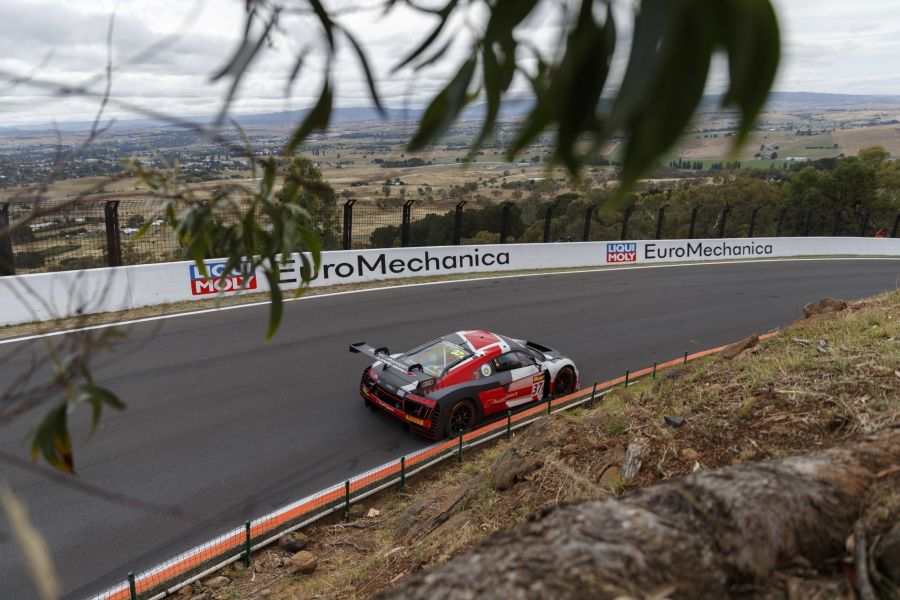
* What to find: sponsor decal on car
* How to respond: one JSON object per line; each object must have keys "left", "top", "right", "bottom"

{"left": 606, "top": 242, "right": 637, "bottom": 263}
{"left": 189, "top": 261, "right": 257, "bottom": 296}
{"left": 405, "top": 415, "right": 425, "bottom": 426}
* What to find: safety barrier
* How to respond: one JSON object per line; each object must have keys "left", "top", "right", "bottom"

{"left": 3, "top": 236, "right": 900, "bottom": 327}
{"left": 90, "top": 333, "right": 776, "bottom": 600}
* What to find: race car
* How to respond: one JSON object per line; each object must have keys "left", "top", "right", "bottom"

{"left": 351, "top": 330, "right": 579, "bottom": 439}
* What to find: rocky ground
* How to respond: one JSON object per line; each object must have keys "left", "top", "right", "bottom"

{"left": 173, "top": 291, "right": 899, "bottom": 600}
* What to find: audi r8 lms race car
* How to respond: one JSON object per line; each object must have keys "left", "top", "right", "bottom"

{"left": 351, "top": 330, "right": 579, "bottom": 439}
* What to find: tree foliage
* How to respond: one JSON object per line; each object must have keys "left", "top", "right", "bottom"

{"left": 232, "top": 0, "right": 780, "bottom": 200}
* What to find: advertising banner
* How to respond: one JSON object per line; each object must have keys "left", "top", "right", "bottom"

{"left": 1, "top": 237, "right": 899, "bottom": 326}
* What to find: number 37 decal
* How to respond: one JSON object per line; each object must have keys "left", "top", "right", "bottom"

{"left": 531, "top": 377, "right": 545, "bottom": 398}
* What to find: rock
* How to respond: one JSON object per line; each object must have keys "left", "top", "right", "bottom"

{"left": 396, "top": 498, "right": 430, "bottom": 538}
{"left": 719, "top": 335, "right": 759, "bottom": 360}
{"left": 278, "top": 532, "right": 308, "bottom": 553}
{"left": 288, "top": 550, "right": 318, "bottom": 574}
{"left": 203, "top": 575, "right": 229, "bottom": 589}
{"left": 232, "top": 560, "right": 246, "bottom": 573}
{"left": 664, "top": 367, "right": 686, "bottom": 380}
{"left": 258, "top": 589, "right": 273, "bottom": 598}
{"left": 664, "top": 415, "right": 685, "bottom": 428}
{"left": 518, "top": 416, "right": 563, "bottom": 453}
{"left": 560, "top": 443, "right": 579, "bottom": 456}
{"left": 598, "top": 465, "right": 621, "bottom": 488}
{"left": 621, "top": 439, "right": 645, "bottom": 482}
{"left": 398, "top": 482, "right": 480, "bottom": 542}
{"left": 491, "top": 451, "right": 543, "bottom": 491}
{"left": 176, "top": 586, "right": 193, "bottom": 599}
{"left": 367, "top": 508, "right": 381, "bottom": 518}
{"left": 802, "top": 297, "right": 847, "bottom": 318}
{"left": 876, "top": 523, "right": 900, "bottom": 585}
{"left": 188, "top": 593, "right": 211, "bottom": 600}
{"left": 680, "top": 448, "right": 700, "bottom": 461}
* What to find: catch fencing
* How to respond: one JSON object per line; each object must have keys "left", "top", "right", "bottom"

{"left": 90, "top": 337, "right": 765, "bottom": 600}
{"left": 3, "top": 197, "right": 898, "bottom": 275}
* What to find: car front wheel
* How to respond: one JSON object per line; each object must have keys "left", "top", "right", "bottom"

{"left": 444, "top": 399, "right": 477, "bottom": 437}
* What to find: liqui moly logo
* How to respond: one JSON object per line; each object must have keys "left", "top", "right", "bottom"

{"left": 606, "top": 242, "right": 637, "bottom": 263}
{"left": 189, "top": 261, "right": 257, "bottom": 295}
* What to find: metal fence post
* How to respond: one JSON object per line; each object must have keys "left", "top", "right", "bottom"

{"left": 832, "top": 209, "right": 842, "bottom": 237}
{"left": 717, "top": 206, "right": 730, "bottom": 238}
{"left": 0, "top": 203, "right": 14, "bottom": 276}
{"left": 652, "top": 361, "right": 658, "bottom": 378}
{"left": 506, "top": 410, "right": 512, "bottom": 439}
{"left": 400, "top": 456, "right": 406, "bottom": 491}
{"left": 582, "top": 203, "right": 595, "bottom": 241}
{"left": 342, "top": 199, "right": 356, "bottom": 250}
{"left": 104, "top": 200, "right": 123, "bottom": 267}
{"left": 624, "top": 369, "right": 630, "bottom": 387}
{"left": 344, "top": 480, "right": 351, "bottom": 522}
{"left": 400, "top": 200, "right": 415, "bottom": 247}
{"left": 546, "top": 396, "right": 552, "bottom": 414}
{"left": 128, "top": 572, "right": 137, "bottom": 600}
{"left": 654, "top": 205, "right": 666, "bottom": 240}
{"left": 802, "top": 208, "right": 812, "bottom": 236}
{"left": 499, "top": 202, "right": 512, "bottom": 244}
{"left": 892, "top": 213, "right": 900, "bottom": 238}
{"left": 859, "top": 211, "right": 870, "bottom": 237}
{"left": 542, "top": 200, "right": 559, "bottom": 243}
{"left": 747, "top": 207, "right": 758, "bottom": 238}
{"left": 453, "top": 200, "right": 467, "bottom": 245}
{"left": 688, "top": 206, "right": 698, "bottom": 239}
{"left": 620, "top": 205, "right": 634, "bottom": 240}
{"left": 683, "top": 351, "right": 688, "bottom": 365}
{"left": 244, "top": 521, "right": 251, "bottom": 567}
{"left": 588, "top": 382, "right": 597, "bottom": 409}
{"left": 458, "top": 430, "right": 463, "bottom": 464}
{"left": 776, "top": 208, "right": 786, "bottom": 237}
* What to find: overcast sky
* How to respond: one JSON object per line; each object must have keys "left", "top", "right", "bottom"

{"left": 0, "top": 0, "right": 898, "bottom": 127}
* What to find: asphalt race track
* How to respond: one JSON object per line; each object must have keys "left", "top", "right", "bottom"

{"left": 2, "top": 258, "right": 899, "bottom": 599}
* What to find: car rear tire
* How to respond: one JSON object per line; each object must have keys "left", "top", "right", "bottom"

{"left": 444, "top": 399, "right": 477, "bottom": 437}
{"left": 553, "top": 367, "right": 576, "bottom": 396}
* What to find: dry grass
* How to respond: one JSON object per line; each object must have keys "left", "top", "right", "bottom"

{"left": 184, "top": 290, "right": 900, "bottom": 600}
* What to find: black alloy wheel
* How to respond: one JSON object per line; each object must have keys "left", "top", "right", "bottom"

{"left": 445, "top": 400, "right": 476, "bottom": 436}
{"left": 554, "top": 367, "right": 576, "bottom": 396}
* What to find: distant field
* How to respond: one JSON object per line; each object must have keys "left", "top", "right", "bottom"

{"left": 834, "top": 124, "right": 900, "bottom": 156}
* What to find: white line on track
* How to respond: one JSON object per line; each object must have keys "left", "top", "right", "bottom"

{"left": 1, "top": 256, "right": 898, "bottom": 346}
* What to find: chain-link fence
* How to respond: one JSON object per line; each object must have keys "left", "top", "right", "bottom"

{"left": 89, "top": 336, "right": 750, "bottom": 600}
{"left": 3, "top": 197, "right": 899, "bottom": 276}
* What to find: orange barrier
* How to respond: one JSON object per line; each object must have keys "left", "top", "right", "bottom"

{"left": 93, "top": 330, "right": 779, "bottom": 600}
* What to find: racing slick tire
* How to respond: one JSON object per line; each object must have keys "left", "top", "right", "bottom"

{"left": 443, "top": 399, "right": 478, "bottom": 438}
{"left": 553, "top": 366, "right": 576, "bottom": 396}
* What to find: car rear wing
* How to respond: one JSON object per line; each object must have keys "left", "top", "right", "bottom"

{"left": 350, "top": 342, "right": 414, "bottom": 373}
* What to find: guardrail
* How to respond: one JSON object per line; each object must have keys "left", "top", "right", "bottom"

{"left": 3, "top": 237, "right": 900, "bottom": 327}
{"left": 90, "top": 334, "right": 777, "bottom": 600}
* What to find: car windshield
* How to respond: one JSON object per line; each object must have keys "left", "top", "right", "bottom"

{"left": 403, "top": 340, "right": 471, "bottom": 377}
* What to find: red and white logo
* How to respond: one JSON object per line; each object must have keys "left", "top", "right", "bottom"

{"left": 606, "top": 242, "right": 637, "bottom": 263}
{"left": 189, "top": 262, "right": 257, "bottom": 295}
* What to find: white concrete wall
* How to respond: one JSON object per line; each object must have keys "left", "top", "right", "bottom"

{"left": 2, "top": 237, "right": 899, "bottom": 326}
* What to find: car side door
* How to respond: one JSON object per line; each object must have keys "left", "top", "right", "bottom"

{"left": 494, "top": 351, "right": 542, "bottom": 408}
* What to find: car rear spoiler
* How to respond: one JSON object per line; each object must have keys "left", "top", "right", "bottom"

{"left": 350, "top": 342, "right": 416, "bottom": 373}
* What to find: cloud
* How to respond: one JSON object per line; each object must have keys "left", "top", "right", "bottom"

{"left": 0, "top": 0, "right": 897, "bottom": 127}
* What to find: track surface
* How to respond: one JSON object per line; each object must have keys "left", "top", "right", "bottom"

{"left": 1, "top": 259, "right": 899, "bottom": 599}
